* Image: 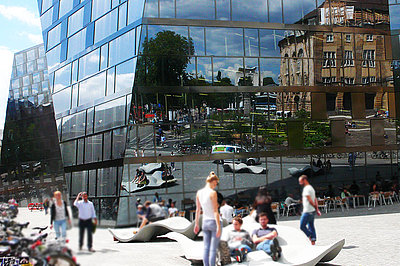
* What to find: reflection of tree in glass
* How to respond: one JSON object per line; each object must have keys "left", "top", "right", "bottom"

{"left": 136, "top": 30, "right": 194, "bottom": 86}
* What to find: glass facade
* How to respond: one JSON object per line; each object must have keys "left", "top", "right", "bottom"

{"left": 0, "top": 44, "right": 66, "bottom": 206}
{"left": 35, "top": 0, "right": 400, "bottom": 226}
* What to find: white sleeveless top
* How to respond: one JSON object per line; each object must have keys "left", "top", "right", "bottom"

{"left": 198, "top": 186, "right": 215, "bottom": 221}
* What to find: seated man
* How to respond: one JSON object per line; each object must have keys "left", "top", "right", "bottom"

{"left": 168, "top": 202, "right": 178, "bottom": 217}
{"left": 284, "top": 194, "right": 300, "bottom": 215}
{"left": 138, "top": 201, "right": 165, "bottom": 231}
{"left": 136, "top": 204, "right": 145, "bottom": 221}
{"left": 227, "top": 217, "right": 253, "bottom": 263}
{"left": 252, "top": 212, "right": 282, "bottom": 261}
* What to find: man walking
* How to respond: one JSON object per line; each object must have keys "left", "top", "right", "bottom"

{"left": 299, "top": 175, "right": 321, "bottom": 245}
{"left": 74, "top": 192, "right": 97, "bottom": 252}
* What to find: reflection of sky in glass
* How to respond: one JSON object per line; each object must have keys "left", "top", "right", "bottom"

{"left": 54, "top": 63, "right": 71, "bottom": 93}
{"left": 232, "top": 0, "right": 267, "bottom": 22}
{"left": 95, "top": 96, "right": 126, "bottom": 133}
{"left": 390, "top": 5, "right": 400, "bottom": 29}
{"left": 245, "top": 29, "right": 259, "bottom": 57}
{"left": 176, "top": 0, "right": 215, "bottom": 20}
{"left": 283, "top": 0, "right": 316, "bottom": 24}
{"left": 79, "top": 71, "right": 106, "bottom": 106}
{"left": 260, "top": 29, "right": 285, "bottom": 57}
{"left": 216, "top": 0, "right": 230, "bottom": 20}
{"left": 92, "top": 0, "right": 111, "bottom": 21}
{"left": 128, "top": 0, "right": 146, "bottom": 23}
{"left": 144, "top": 0, "right": 159, "bottom": 18}
{"left": 213, "top": 57, "right": 243, "bottom": 85}
{"left": 160, "top": 0, "right": 175, "bottom": 18}
{"left": 115, "top": 58, "right": 137, "bottom": 92}
{"left": 197, "top": 57, "right": 212, "bottom": 84}
{"left": 206, "top": 27, "right": 244, "bottom": 56}
{"left": 79, "top": 49, "right": 100, "bottom": 81}
{"left": 190, "top": 27, "right": 205, "bottom": 56}
{"left": 260, "top": 58, "right": 281, "bottom": 85}
{"left": 94, "top": 9, "right": 118, "bottom": 44}
{"left": 53, "top": 87, "right": 71, "bottom": 114}
{"left": 269, "top": 0, "right": 283, "bottom": 23}
{"left": 109, "top": 29, "right": 135, "bottom": 66}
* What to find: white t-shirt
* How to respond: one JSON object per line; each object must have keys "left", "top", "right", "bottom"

{"left": 220, "top": 204, "right": 234, "bottom": 223}
{"left": 168, "top": 207, "right": 178, "bottom": 216}
{"left": 302, "top": 185, "right": 316, "bottom": 213}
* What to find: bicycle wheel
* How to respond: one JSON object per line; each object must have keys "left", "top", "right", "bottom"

{"left": 47, "top": 253, "right": 77, "bottom": 266}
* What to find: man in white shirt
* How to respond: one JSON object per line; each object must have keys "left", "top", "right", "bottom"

{"left": 220, "top": 200, "right": 234, "bottom": 223}
{"left": 299, "top": 175, "right": 321, "bottom": 245}
{"left": 74, "top": 192, "right": 97, "bottom": 252}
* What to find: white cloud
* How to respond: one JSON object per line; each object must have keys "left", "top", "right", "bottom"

{"left": 0, "top": 4, "right": 41, "bottom": 27}
{"left": 0, "top": 46, "right": 15, "bottom": 132}
{"left": 18, "top": 32, "right": 43, "bottom": 45}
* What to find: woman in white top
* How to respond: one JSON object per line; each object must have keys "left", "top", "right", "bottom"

{"left": 194, "top": 172, "right": 221, "bottom": 266}
{"left": 50, "top": 191, "right": 70, "bottom": 240}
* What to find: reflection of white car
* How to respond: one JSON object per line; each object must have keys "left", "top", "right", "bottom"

{"left": 121, "top": 163, "right": 176, "bottom": 193}
{"left": 211, "top": 145, "right": 260, "bottom": 165}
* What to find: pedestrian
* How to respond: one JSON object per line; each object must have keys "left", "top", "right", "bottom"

{"left": 220, "top": 200, "right": 234, "bottom": 223}
{"left": 153, "top": 192, "right": 162, "bottom": 203}
{"left": 43, "top": 198, "right": 50, "bottom": 215}
{"left": 253, "top": 186, "right": 276, "bottom": 225}
{"left": 298, "top": 175, "right": 321, "bottom": 245}
{"left": 170, "top": 151, "right": 175, "bottom": 171}
{"left": 50, "top": 191, "right": 70, "bottom": 241}
{"left": 74, "top": 192, "right": 97, "bottom": 252}
{"left": 194, "top": 172, "right": 221, "bottom": 266}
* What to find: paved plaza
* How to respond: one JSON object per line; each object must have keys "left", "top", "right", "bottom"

{"left": 14, "top": 204, "right": 400, "bottom": 266}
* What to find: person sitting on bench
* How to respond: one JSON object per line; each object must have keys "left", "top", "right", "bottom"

{"left": 226, "top": 216, "right": 253, "bottom": 263}
{"left": 252, "top": 212, "right": 282, "bottom": 261}
{"left": 138, "top": 201, "right": 165, "bottom": 230}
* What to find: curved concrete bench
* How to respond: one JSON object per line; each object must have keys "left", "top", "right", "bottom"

{"left": 162, "top": 215, "right": 345, "bottom": 265}
{"left": 223, "top": 163, "right": 266, "bottom": 174}
{"left": 108, "top": 217, "right": 197, "bottom": 242}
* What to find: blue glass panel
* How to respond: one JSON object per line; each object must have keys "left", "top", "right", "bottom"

{"left": 232, "top": 0, "right": 267, "bottom": 22}
{"left": 160, "top": 0, "right": 175, "bottom": 18}
{"left": 47, "top": 23, "right": 62, "bottom": 50}
{"left": 259, "top": 29, "right": 285, "bottom": 57}
{"left": 54, "top": 63, "right": 71, "bottom": 92}
{"left": 390, "top": 5, "right": 400, "bottom": 29}
{"left": 59, "top": 0, "right": 74, "bottom": 18}
{"left": 216, "top": 0, "right": 230, "bottom": 20}
{"left": 189, "top": 27, "right": 205, "bottom": 56}
{"left": 53, "top": 87, "right": 71, "bottom": 114}
{"left": 269, "top": 0, "right": 283, "bottom": 23}
{"left": 144, "top": 0, "right": 159, "bottom": 18}
{"left": 260, "top": 58, "right": 281, "bottom": 86}
{"left": 176, "top": 0, "right": 214, "bottom": 20}
{"left": 115, "top": 58, "right": 137, "bottom": 92}
{"left": 68, "top": 28, "right": 87, "bottom": 58}
{"left": 100, "top": 43, "right": 109, "bottom": 70}
{"left": 94, "top": 96, "right": 126, "bottom": 133}
{"left": 244, "top": 29, "right": 259, "bottom": 57}
{"left": 79, "top": 71, "right": 106, "bottom": 106}
{"left": 118, "top": 2, "right": 128, "bottom": 30}
{"left": 41, "top": 6, "right": 54, "bottom": 30}
{"left": 68, "top": 6, "right": 84, "bottom": 37}
{"left": 283, "top": 0, "right": 316, "bottom": 24}
{"left": 47, "top": 44, "right": 62, "bottom": 72}
{"left": 106, "top": 67, "right": 115, "bottom": 95}
{"left": 197, "top": 57, "right": 212, "bottom": 85}
{"left": 61, "top": 111, "right": 86, "bottom": 141}
{"left": 71, "top": 84, "right": 78, "bottom": 108}
{"left": 92, "top": 0, "right": 112, "bottom": 20}
{"left": 86, "top": 22, "right": 95, "bottom": 48}
{"left": 213, "top": 57, "right": 243, "bottom": 85}
{"left": 206, "top": 27, "right": 244, "bottom": 56}
{"left": 79, "top": 48, "right": 100, "bottom": 80}
{"left": 94, "top": 9, "right": 118, "bottom": 43}
{"left": 109, "top": 29, "right": 135, "bottom": 66}
{"left": 42, "top": 0, "right": 53, "bottom": 13}
{"left": 128, "top": 0, "right": 146, "bottom": 23}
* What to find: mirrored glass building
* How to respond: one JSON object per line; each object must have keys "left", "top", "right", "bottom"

{"left": 0, "top": 44, "right": 66, "bottom": 206}
{"left": 35, "top": 0, "right": 400, "bottom": 226}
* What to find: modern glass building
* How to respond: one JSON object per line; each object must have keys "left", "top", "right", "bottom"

{"left": 0, "top": 44, "right": 66, "bottom": 206}
{"left": 35, "top": 0, "right": 400, "bottom": 226}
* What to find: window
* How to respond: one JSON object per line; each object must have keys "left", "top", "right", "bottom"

{"left": 109, "top": 29, "right": 135, "bottom": 66}
{"left": 323, "top": 52, "right": 336, "bottom": 67}
{"left": 54, "top": 63, "right": 72, "bottom": 92}
{"left": 68, "top": 7, "right": 84, "bottom": 37}
{"left": 59, "top": 0, "right": 74, "bottom": 18}
{"left": 366, "top": 34, "right": 374, "bottom": 42}
{"left": 78, "top": 49, "right": 100, "bottom": 80}
{"left": 362, "top": 76, "right": 376, "bottom": 84}
{"left": 326, "top": 34, "right": 334, "bottom": 42}
{"left": 68, "top": 28, "right": 87, "bottom": 59}
{"left": 343, "top": 77, "right": 355, "bottom": 85}
{"left": 363, "top": 50, "right": 376, "bottom": 67}
{"left": 94, "top": 9, "right": 118, "bottom": 43}
{"left": 47, "top": 23, "right": 62, "bottom": 50}
{"left": 92, "top": 0, "right": 111, "bottom": 21}
{"left": 322, "top": 77, "right": 337, "bottom": 84}
{"left": 343, "top": 51, "right": 354, "bottom": 67}
{"left": 345, "top": 34, "right": 351, "bottom": 42}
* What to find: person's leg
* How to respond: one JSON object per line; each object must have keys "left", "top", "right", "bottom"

{"left": 208, "top": 228, "right": 220, "bottom": 266}
{"left": 78, "top": 220, "right": 84, "bottom": 249}
{"left": 300, "top": 212, "right": 312, "bottom": 238}
{"left": 54, "top": 220, "right": 61, "bottom": 239}
{"left": 238, "top": 244, "right": 252, "bottom": 254}
{"left": 202, "top": 229, "right": 211, "bottom": 266}
{"left": 256, "top": 240, "right": 273, "bottom": 254}
{"left": 307, "top": 213, "right": 316, "bottom": 242}
{"left": 60, "top": 219, "right": 67, "bottom": 239}
{"left": 87, "top": 220, "right": 93, "bottom": 249}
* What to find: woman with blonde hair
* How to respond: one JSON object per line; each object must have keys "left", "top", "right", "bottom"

{"left": 50, "top": 191, "right": 71, "bottom": 240}
{"left": 194, "top": 171, "right": 221, "bottom": 266}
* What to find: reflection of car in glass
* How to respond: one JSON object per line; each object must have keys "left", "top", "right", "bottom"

{"left": 121, "top": 163, "right": 177, "bottom": 193}
{"left": 211, "top": 145, "right": 260, "bottom": 165}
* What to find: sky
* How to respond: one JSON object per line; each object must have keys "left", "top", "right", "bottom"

{"left": 0, "top": 0, "right": 43, "bottom": 132}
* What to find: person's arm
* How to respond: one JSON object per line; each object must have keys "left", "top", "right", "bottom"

{"left": 74, "top": 192, "right": 81, "bottom": 207}
{"left": 307, "top": 196, "right": 321, "bottom": 216}
{"left": 50, "top": 204, "right": 54, "bottom": 228}
{"left": 252, "top": 230, "right": 278, "bottom": 245}
{"left": 64, "top": 201, "right": 71, "bottom": 224}
{"left": 210, "top": 191, "right": 221, "bottom": 238}
{"left": 242, "top": 232, "right": 254, "bottom": 247}
{"left": 194, "top": 193, "right": 201, "bottom": 234}
{"left": 139, "top": 208, "right": 151, "bottom": 230}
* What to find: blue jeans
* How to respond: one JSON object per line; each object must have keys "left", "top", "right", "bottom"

{"left": 54, "top": 219, "right": 67, "bottom": 239}
{"left": 202, "top": 220, "right": 220, "bottom": 266}
{"left": 231, "top": 244, "right": 252, "bottom": 258}
{"left": 300, "top": 212, "right": 316, "bottom": 241}
{"left": 256, "top": 240, "right": 273, "bottom": 254}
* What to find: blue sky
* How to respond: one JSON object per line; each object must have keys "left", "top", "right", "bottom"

{"left": 0, "top": 0, "right": 43, "bottom": 131}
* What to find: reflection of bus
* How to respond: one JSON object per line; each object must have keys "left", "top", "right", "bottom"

{"left": 211, "top": 145, "right": 260, "bottom": 165}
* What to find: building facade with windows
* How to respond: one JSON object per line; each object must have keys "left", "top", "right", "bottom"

{"left": 35, "top": 0, "right": 400, "bottom": 226}
{"left": 0, "top": 44, "right": 66, "bottom": 206}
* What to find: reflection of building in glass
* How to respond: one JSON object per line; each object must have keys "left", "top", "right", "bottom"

{"left": 36, "top": 0, "right": 398, "bottom": 226}
{"left": 0, "top": 44, "right": 65, "bottom": 206}
{"left": 278, "top": 0, "right": 392, "bottom": 113}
